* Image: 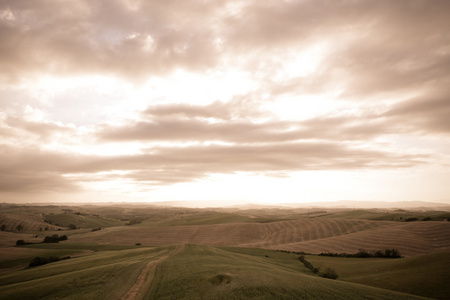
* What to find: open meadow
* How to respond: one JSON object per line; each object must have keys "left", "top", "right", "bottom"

{"left": 0, "top": 203, "right": 449, "bottom": 299}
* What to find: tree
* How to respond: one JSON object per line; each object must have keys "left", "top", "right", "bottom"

{"left": 68, "top": 224, "right": 77, "bottom": 230}
{"left": 16, "top": 239, "right": 26, "bottom": 246}
{"left": 0, "top": 224, "right": 6, "bottom": 231}
{"left": 355, "top": 249, "right": 371, "bottom": 258}
{"left": 44, "top": 234, "right": 60, "bottom": 243}
{"left": 384, "top": 248, "right": 401, "bottom": 258}
{"left": 16, "top": 224, "right": 24, "bottom": 232}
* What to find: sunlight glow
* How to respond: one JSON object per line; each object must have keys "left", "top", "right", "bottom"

{"left": 281, "top": 43, "right": 328, "bottom": 78}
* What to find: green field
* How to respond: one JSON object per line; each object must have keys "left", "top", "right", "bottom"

{"left": 0, "top": 244, "right": 431, "bottom": 300}
{"left": 1, "top": 204, "right": 448, "bottom": 299}
{"left": 307, "top": 252, "right": 450, "bottom": 299}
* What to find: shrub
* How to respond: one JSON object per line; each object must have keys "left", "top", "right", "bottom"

{"left": 0, "top": 224, "right": 6, "bottom": 231}
{"left": 43, "top": 234, "right": 68, "bottom": 243}
{"left": 405, "top": 217, "right": 418, "bottom": 222}
{"left": 355, "top": 249, "right": 371, "bottom": 258}
{"left": 319, "top": 248, "right": 401, "bottom": 258}
{"left": 298, "top": 256, "right": 319, "bottom": 274}
{"left": 16, "top": 239, "right": 26, "bottom": 246}
{"left": 208, "top": 274, "right": 232, "bottom": 285}
{"left": 384, "top": 248, "right": 402, "bottom": 258}
{"left": 320, "top": 268, "right": 338, "bottom": 280}
{"left": 68, "top": 224, "right": 77, "bottom": 230}
{"left": 44, "top": 235, "right": 59, "bottom": 243}
{"left": 28, "top": 256, "right": 71, "bottom": 268}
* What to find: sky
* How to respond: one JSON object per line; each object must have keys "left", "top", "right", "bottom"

{"left": 1, "top": 0, "right": 449, "bottom": 206}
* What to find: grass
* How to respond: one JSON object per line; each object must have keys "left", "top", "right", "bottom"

{"left": 0, "top": 213, "right": 60, "bottom": 231}
{"left": 0, "top": 243, "right": 435, "bottom": 299}
{"left": 23, "top": 242, "right": 140, "bottom": 252}
{"left": 146, "top": 244, "right": 427, "bottom": 300}
{"left": 141, "top": 211, "right": 253, "bottom": 227}
{"left": 0, "top": 247, "right": 84, "bottom": 270}
{"left": 307, "top": 252, "right": 450, "bottom": 299}
{"left": 328, "top": 209, "right": 450, "bottom": 222}
{"left": 44, "top": 214, "right": 124, "bottom": 228}
{"left": 0, "top": 246, "right": 171, "bottom": 300}
{"left": 1, "top": 204, "right": 448, "bottom": 299}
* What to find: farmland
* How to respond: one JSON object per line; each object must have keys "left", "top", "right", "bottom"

{"left": 0, "top": 203, "right": 449, "bottom": 299}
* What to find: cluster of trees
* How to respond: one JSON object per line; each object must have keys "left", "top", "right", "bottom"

{"left": 403, "top": 216, "right": 437, "bottom": 222}
{"left": 319, "top": 248, "right": 402, "bottom": 258}
{"left": 298, "top": 255, "right": 338, "bottom": 280}
{"left": 276, "top": 249, "right": 307, "bottom": 255}
{"left": 16, "top": 234, "right": 68, "bottom": 246}
{"left": 28, "top": 256, "right": 71, "bottom": 268}
{"left": 43, "top": 234, "right": 68, "bottom": 243}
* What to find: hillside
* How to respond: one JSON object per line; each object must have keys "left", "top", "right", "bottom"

{"left": 0, "top": 204, "right": 448, "bottom": 299}
{"left": 307, "top": 252, "right": 450, "bottom": 299}
{"left": 0, "top": 213, "right": 61, "bottom": 231}
{"left": 70, "top": 217, "right": 450, "bottom": 257}
{"left": 0, "top": 244, "right": 430, "bottom": 300}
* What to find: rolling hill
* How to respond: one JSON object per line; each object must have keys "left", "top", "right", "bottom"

{"left": 70, "top": 217, "right": 450, "bottom": 257}
{"left": 1, "top": 204, "right": 449, "bottom": 299}
{"left": 0, "top": 244, "right": 433, "bottom": 300}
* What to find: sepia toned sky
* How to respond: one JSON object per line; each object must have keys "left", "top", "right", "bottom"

{"left": 1, "top": 0, "right": 449, "bottom": 205}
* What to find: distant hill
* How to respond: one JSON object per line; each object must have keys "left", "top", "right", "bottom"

{"left": 233, "top": 200, "right": 450, "bottom": 210}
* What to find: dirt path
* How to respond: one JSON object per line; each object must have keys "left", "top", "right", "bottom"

{"left": 120, "top": 244, "right": 186, "bottom": 300}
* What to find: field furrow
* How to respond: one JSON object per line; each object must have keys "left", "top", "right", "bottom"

{"left": 272, "top": 221, "right": 450, "bottom": 256}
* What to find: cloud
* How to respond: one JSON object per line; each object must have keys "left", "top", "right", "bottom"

{"left": 385, "top": 89, "right": 450, "bottom": 134}
{"left": 0, "top": 172, "right": 79, "bottom": 193}
{"left": 2, "top": 0, "right": 449, "bottom": 89}
{"left": 0, "top": 144, "right": 81, "bottom": 192}
{"left": 100, "top": 101, "right": 394, "bottom": 143}
{"left": 0, "top": 101, "right": 428, "bottom": 194}
{"left": 1, "top": 0, "right": 448, "bottom": 200}
{"left": 0, "top": 97, "right": 438, "bottom": 194}
{"left": 0, "top": 139, "right": 425, "bottom": 193}
{"left": 143, "top": 97, "right": 266, "bottom": 121}
{"left": 0, "top": 0, "right": 223, "bottom": 82}
{"left": 4, "top": 116, "right": 70, "bottom": 140}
